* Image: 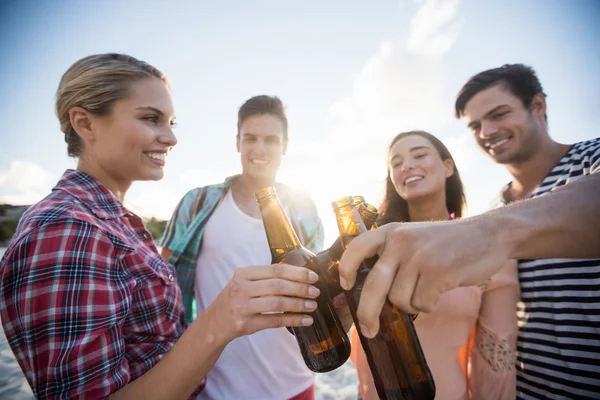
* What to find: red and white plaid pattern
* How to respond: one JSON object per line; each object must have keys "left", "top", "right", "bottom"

{"left": 0, "top": 169, "right": 204, "bottom": 399}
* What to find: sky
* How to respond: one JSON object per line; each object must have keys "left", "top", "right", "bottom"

{"left": 1, "top": 0, "right": 599, "bottom": 246}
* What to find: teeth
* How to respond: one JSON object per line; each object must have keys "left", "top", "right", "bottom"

{"left": 251, "top": 159, "right": 268, "bottom": 165}
{"left": 488, "top": 138, "right": 510, "bottom": 149}
{"left": 147, "top": 152, "right": 166, "bottom": 161}
{"left": 404, "top": 176, "right": 423, "bottom": 185}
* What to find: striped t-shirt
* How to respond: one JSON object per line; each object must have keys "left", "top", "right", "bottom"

{"left": 491, "top": 137, "right": 600, "bottom": 399}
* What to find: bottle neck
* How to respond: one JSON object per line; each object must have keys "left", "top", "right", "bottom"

{"left": 258, "top": 195, "right": 301, "bottom": 261}
{"left": 334, "top": 205, "right": 368, "bottom": 248}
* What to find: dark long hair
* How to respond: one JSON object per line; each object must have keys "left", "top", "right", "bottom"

{"left": 378, "top": 130, "right": 466, "bottom": 225}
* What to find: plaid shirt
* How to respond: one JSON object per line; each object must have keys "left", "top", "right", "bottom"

{"left": 160, "top": 175, "right": 324, "bottom": 321}
{"left": 0, "top": 170, "right": 203, "bottom": 399}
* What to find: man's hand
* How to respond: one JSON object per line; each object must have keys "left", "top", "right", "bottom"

{"left": 338, "top": 220, "right": 509, "bottom": 337}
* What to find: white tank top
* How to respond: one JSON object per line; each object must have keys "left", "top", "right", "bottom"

{"left": 195, "top": 189, "right": 314, "bottom": 400}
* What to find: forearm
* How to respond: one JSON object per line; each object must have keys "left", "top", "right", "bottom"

{"left": 111, "top": 310, "right": 226, "bottom": 400}
{"left": 481, "top": 173, "right": 600, "bottom": 260}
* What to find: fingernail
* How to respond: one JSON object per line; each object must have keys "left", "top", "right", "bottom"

{"left": 305, "top": 300, "right": 317, "bottom": 310}
{"left": 340, "top": 277, "right": 349, "bottom": 290}
{"left": 308, "top": 271, "right": 319, "bottom": 282}
{"left": 360, "top": 323, "right": 371, "bottom": 337}
{"left": 308, "top": 286, "right": 320, "bottom": 297}
{"left": 302, "top": 317, "right": 313, "bottom": 326}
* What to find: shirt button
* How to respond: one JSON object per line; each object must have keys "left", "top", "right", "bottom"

{"left": 168, "top": 274, "right": 175, "bottom": 282}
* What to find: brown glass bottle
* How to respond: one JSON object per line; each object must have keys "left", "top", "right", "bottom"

{"left": 316, "top": 197, "right": 378, "bottom": 297}
{"left": 332, "top": 196, "right": 435, "bottom": 400}
{"left": 256, "top": 187, "right": 351, "bottom": 373}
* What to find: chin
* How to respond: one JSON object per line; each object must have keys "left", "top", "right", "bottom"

{"left": 403, "top": 188, "right": 437, "bottom": 202}
{"left": 491, "top": 153, "right": 516, "bottom": 165}
{"left": 249, "top": 170, "right": 276, "bottom": 182}
{"left": 140, "top": 169, "right": 165, "bottom": 182}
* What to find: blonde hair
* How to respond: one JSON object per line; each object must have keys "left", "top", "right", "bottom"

{"left": 56, "top": 53, "right": 169, "bottom": 157}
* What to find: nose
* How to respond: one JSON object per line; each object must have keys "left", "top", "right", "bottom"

{"left": 401, "top": 158, "right": 415, "bottom": 172}
{"left": 253, "top": 138, "right": 267, "bottom": 154}
{"left": 159, "top": 126, "right": 178, "bottom": 148}
{"left": 479, "top": 120, "right": 498, "bottom": 139}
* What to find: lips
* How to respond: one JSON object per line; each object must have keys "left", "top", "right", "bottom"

{"left": 144, "top": 150, "right": 168, "bottom": 165}
{"left": 250, "top": 159, "right": 268, "bottom": 165}
{"left": 484, "top": 135, "right": 512, "bottom": 155}
{"left": 404, "top": 176, "right": 424, "bottom": 186}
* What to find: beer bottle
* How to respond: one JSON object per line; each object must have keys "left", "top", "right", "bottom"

{"left": 333, "top": 196, "right": 435, "bottom": 400}
{"left": 256, "top": 187, "right": 351, "bottom": 373}
{"left": 316, "top": 197, "right": 377, "bottom": 297}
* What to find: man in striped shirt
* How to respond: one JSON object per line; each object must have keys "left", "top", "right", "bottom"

{"left": 454, "top": 64, "right": 600, "bottom": 399}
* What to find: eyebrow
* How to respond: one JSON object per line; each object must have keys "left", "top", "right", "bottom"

{"left": 390, "top": 145, "right": 430, "bottom": 161}
{"left": 241, "top": 132, "right": 280, "bottom": 139}
{"left": 136, "top": 106, "right": 163, "bottom": 114}
{"left": 468, "top": 105, "right": 509, "bottom": 129}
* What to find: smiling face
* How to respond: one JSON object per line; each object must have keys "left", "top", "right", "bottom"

{"left": 80, "top": 78, "right": 177, "bottom": 187}
{"left": 462, "top": 83, "right": 546, "bottom": 165}
{"left": 388, "top": 134, "right": 454, "bottom": 202}
{"left": 236, "top": 113, "right": 287, "bottom": 182}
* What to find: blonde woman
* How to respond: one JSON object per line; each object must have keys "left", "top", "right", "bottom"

{"left": 0, "top": 54, "right": 323, "bottom": 399}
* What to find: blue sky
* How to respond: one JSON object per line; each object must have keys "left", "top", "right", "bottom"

{"left": 1, "top": 0, "right": 599, "bottom": 246}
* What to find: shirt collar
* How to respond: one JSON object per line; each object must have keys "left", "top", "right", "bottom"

{"left": 53, "top": 169, "right": 128, "bottom": 220}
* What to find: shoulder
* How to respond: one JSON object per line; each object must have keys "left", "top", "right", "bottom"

{"left": 573, "top": 137, "right": 600, "bottom": 152}
{"left": 6, "top": 192, "right": 121, "bottom": 264}
{"left": 183, "top": 181, "right": 230, "bottom": 207}
{"left": 15, "top": 190, "right": 104, "bottom": 242}
{"left": 568, "top": 137, "right": 600, "bottom": 163}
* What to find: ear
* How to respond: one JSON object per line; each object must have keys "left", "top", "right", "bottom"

{"left": 69, "top": 107, "right": 96, "bottom": 144}
{"left": 530, "top": 93, "right": 547, "bottom": 121}
{"left": 236, "top": 134, "right": 241, "bottom": 153}
{"left": 282, "top": 138, "right": 288, "bottom": 156}
{"left": 443, "top": 158, "right": 455, "bottom": 178}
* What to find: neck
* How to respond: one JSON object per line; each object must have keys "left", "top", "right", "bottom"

{"left": 407, "top": 192, "right": 451, "bottom": 222}
{"left": 233, "top": 173, "right": 275, "bottom": 198}
{"left": 77, "top": 159, "right": 130, "bottom": 203}
{"left": 506, "top": 138, "right": 570, "bottom": 201}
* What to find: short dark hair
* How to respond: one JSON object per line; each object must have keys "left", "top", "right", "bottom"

{"left": 454, "top": 64, "right": 546, "bottom": 119}
{"left": 237, "top": 95, "right": 288, "bottom": 141}
{"left": 378, "top": 130, "right": 466, "bottom": 225}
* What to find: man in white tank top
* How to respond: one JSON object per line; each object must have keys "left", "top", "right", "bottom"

{"left": 161, "top": 95, "right": 324, "bottom": 400}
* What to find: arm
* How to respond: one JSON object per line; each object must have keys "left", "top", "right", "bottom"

{"left": 492, "top": 171, "right": 600, "bottom": 260}
{"left": 1, "top": 219, "right": 321, "bottom": 399}
{"left": 112, "top": 264, "right": 320, "bottom": 400}
{"left": 469, "top": 260, "right": 519, "bottom": 400}
{"left": 338, "top": 172, "right": 599, "bottom": 336}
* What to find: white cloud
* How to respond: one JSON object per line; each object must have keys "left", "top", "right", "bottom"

{"left": 442, "top": 132, "right": 479, "bottom": 174}
{"left": 178, "top": 168, "right": 231, "bottom": 189}
{"left": 407, "top": 0, "right": 464, "bottom": 56}
{"left": 278, "top": 0, "right": 470, "bottom": 244}
{"left": 0, "top": 160, "right": 56, "bottom": 191}
{"left": 0, "top": 160, "right": 57, "bottom": 205}
{"left": 125, "top": 180, "right": 185, "bottom": 221}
